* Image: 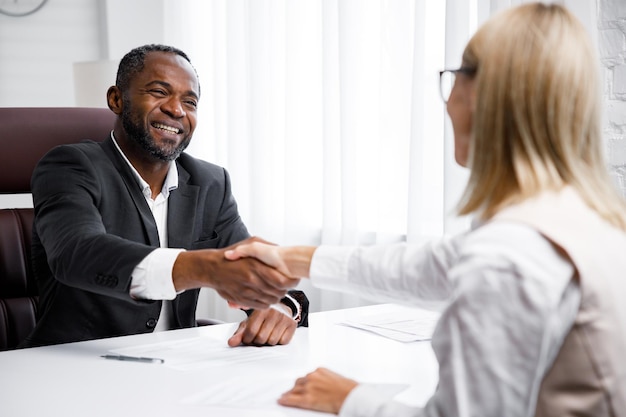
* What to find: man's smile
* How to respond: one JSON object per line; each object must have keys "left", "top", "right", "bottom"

{"left": 152, "top": 122, "right": 181, "bottom": 135}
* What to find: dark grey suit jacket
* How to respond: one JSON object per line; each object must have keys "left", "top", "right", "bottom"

{"left": 23, "top": 136, "right": 291, "bottom": 347}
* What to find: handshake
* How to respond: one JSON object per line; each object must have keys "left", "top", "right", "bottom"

{"left": 172, "top": 237, "right": 315, "bottom": 311}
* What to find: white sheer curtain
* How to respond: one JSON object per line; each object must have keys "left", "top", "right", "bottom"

{"left": 163, "top": 0, "right": 485, "bottom": 321}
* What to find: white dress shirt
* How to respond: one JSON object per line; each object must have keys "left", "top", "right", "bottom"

{"left": 310, "top": 221, "right": 580, "bottom": 417}
{"left": 111, "top": 133, "right": 184, "bottom": 331}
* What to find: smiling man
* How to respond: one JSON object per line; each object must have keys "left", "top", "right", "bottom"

{"left": 22, "top": 44, "right": 308, "bottom": 349}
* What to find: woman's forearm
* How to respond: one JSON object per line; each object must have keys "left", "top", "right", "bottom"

{"left": 279, "top": 246, "right": 317, "bottom": 278}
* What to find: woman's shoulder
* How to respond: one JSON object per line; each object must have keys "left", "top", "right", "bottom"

{"left": 460, "top": 221, "right": 572, "bottom": 279}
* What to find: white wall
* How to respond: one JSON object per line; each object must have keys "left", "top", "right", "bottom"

{"left": 598, "top": 0, "right": 626, "bottom": 197}
{"left": 0, "top": 0, "right": 102, "bottom": 107}
{"left": 0, "top": 0, "right": 170, "bottom": 108}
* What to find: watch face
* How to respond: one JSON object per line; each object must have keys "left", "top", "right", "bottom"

{"left": 0, "top": 0, "right": 48, "bottom": 17}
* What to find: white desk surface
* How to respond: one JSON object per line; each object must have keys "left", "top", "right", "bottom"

{"left": 0, "top": 303, "right": 439, "bottom": 416}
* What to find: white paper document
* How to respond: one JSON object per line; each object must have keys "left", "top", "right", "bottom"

{"left": 181, "top": 372, "right": 296, "bottom": 408}
{"left": 338, "top": 308, "right": 440, "bottom": 342}
{"left": 182, "top": 372, "right": 409, "bottom": 410}
{"left": 109, "top": 336, "right": 287, "bottom": 371}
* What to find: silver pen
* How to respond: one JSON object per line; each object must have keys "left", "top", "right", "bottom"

{"left": 101, "top": 354, "right": 164, "bottom": 364}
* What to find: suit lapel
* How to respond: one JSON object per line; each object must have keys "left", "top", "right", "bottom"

{"left": 167, "top": 164, "right": 199, "bottom": 249}
{"left": 100, "top": 137, "right": 161, "bottom": 247}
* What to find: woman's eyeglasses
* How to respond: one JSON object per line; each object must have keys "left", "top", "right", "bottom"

{"left": 439, "top": 67, "right": 476, "bottom": 104}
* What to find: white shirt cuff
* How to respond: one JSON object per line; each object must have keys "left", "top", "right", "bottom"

{"left": 310, "top": 245, "right": 355, "bottom": 289}
{"left": 282, "top": 293, "right": 301, "bottom": 320}
{"left": 339, "top": 383, "right": 411, "bottom": 417}
{"left": 129, "top": 248, "right": 185, "bottom": 300}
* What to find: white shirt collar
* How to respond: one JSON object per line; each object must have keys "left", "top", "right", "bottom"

{"left": 110, "top": 131, "right": 179, "bottom": 199}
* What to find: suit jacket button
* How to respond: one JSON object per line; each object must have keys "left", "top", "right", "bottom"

{"left": 146, "top": 318, "right": 157, "bottom": 329}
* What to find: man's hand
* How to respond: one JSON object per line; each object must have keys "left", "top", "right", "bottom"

{"left": 278, "top": 367, "right": 359, "bottom": 414}
{"left": 172, "top": 237, "right": 300, "bottom": 310}
{"left": 224, "top": 242, "right": 316, "bottom": 278}
{"left": 225, "top": 242, "right": 292, "bottom": 276}
{"left": 228, "top": 305, "right": 297, "bottom": 346}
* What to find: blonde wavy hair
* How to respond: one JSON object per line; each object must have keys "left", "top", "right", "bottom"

{"left": 457, "top": 3, "right": 626, "bottom": 230}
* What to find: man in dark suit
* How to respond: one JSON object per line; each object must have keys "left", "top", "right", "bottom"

{"left": 22, "top": 44, "right": 308, "bottom": 349}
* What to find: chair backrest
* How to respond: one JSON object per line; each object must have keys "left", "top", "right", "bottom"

{"left": 0, "top": 107, "right": 115, "bottom": 350}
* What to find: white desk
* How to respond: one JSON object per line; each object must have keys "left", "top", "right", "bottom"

{"left": 0, "top": 304, "right": 438, "bottom": 416}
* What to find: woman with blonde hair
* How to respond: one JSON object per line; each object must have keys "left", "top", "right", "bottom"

{"left": 227, "top": 3, "right": 626, "bottom": 416}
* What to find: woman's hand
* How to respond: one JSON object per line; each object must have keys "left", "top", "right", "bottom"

{"left": 225, "top": 241, "right": 293, "bottom": 277}
{"left": 278, "top": 367, "right": 359, "bottom": 414}
{"left": 225, "top": 240, "right": 316, "bottom": 279}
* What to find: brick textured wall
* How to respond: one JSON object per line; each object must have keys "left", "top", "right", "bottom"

{"left": 598, "top": 0, "right": 626, "bottom": 197}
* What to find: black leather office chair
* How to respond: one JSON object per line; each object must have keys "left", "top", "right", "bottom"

{"left": 0, "top": 107, "right": 116, "bottom": 350}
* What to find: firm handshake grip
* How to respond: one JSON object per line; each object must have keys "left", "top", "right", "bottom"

{"left": 172, "top": 237, "right": 311, "bottom": 310}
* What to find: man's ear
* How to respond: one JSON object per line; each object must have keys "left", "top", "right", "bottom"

{"left": 107, "top": 86, "right": 123, "bottom": 115}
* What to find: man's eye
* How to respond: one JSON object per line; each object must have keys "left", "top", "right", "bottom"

{"left": 150, "top": 89, "right": 167, "bottom": 95}
{"left": 185, "top": 100, "right": 198, "bottom": 108}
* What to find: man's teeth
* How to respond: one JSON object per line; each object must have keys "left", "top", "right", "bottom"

{"left": 153, "top": 123, "right": 180, "bottom": 134}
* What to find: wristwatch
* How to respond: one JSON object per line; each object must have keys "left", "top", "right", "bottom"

{"left": 242, "top": 294, "right": 302, "bottom": 322}
{"left": 281, "top": 294, "right": 302, "bottom": 322}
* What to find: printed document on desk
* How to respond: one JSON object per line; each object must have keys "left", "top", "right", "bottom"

{"left": 182, "top": 372, "right": 409, "bottom": 410}
{"left": 108, "top": 335, "right": 287, "bottom": 371}
{"left": 338, "top": 305, "right": 441, "bottom": 342}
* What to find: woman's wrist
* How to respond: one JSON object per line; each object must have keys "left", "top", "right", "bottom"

{"left": 281, "top": 246, "right": 316, "bottom": 278}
